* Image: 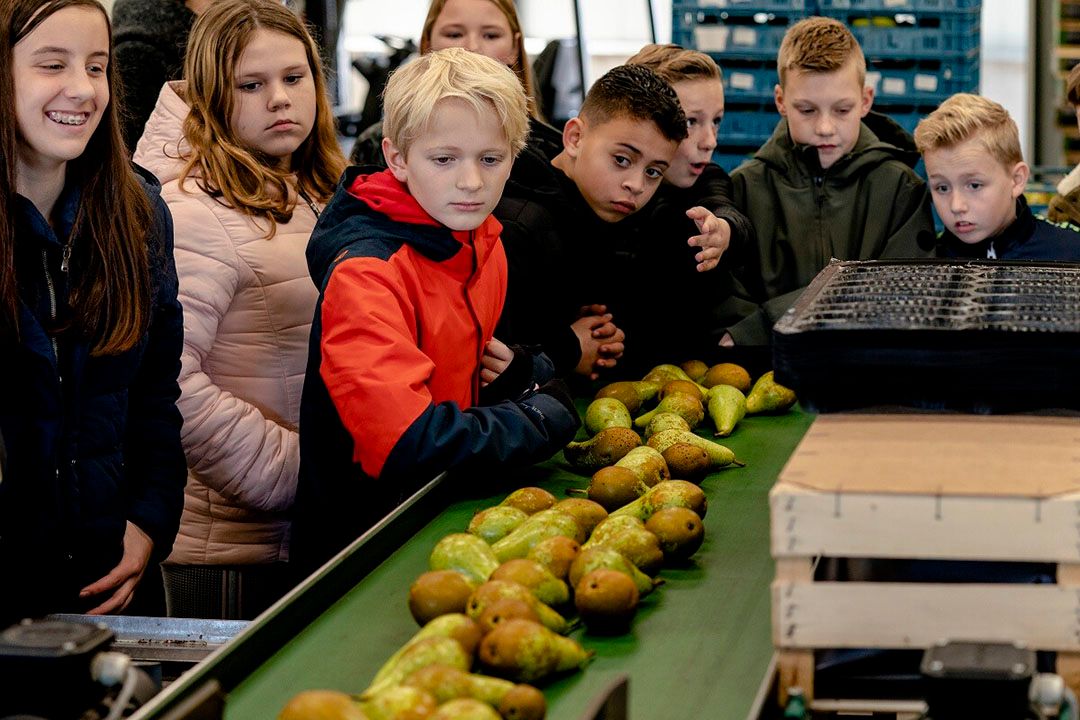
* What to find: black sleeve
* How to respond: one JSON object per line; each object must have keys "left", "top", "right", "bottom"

{"left": 113, "top": 38, "right": 173, "bottom": 152}
{"left": 349, "top": 121, "right": 388, "bottom": 168}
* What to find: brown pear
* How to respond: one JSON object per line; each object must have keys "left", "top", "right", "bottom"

{"left": 500, "top": 487, "right": 557, "bottom": 515}
{"left": 408, "top": 570, "right": 477, "bottom": 626}
{"left": 658, "top": 379, "right": 706, "bottom": 401}
{"left": 703, "top": 362, "right": 752, "bottom": 393}
{"left": 553, "top": 498, "right": 608, "bottom": 536}
{"left": 583, "top": 466, "right": 641, "bottom": 512}
{"left": 525, "top": 535, "right": 580, "bottom": 580}
{"left": 279, "top": 690, "right": 369, "bottom": 720}
{"left": 661, "top": 442, "right": 710, "bottom": 482}
{"left": 477, "top": 597, "right": 541, "bottom": 635}
{"left": 646, "top": 507, "right": 705, "bottom": 561}
{"left": 490, "top": 559, "right": 569, "bottom": 607}
{"left": 563, "top": 427, "right": 642, "bottom": 472}
{"left": 478, "top": 619, "right": 593, "bottom": 682}
{"left": 680, "top": 359, "right": 709, "bottom": 383}
{"left": 574, "top": 568, "right": 640, "bottom": 634}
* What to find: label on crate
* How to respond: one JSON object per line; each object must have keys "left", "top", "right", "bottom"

{"left": 729, "top": 72, "right": 755, "bottom": 90}
{"left": 882, "top": 77, "right": 907, "bottom": 95}
{"left": 884, "top": 0, "right": 909, "bottom": 6}
{"left": 733, "top": 27, "right": 758, "bottom": 46}
{"left": 694, "top": 26, "right": 730, "bottom": 52}
{"left": 914, "top": 73, "right": 939, "bottom": 92}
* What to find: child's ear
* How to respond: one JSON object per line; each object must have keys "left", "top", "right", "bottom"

{"left": 562, "top": 117, "right": 586, "bottom": 158}
{"left": 859, "top": 84, "right": 874, "bottom": 118}
{"left": 1010, "top": 161, "right": 1030, "bottom": 198}
{"left": 383, "top": 137, "right": 408, "bottom": 183}
{"left": 774, "top": 84, "right": 786, "bottom": 117}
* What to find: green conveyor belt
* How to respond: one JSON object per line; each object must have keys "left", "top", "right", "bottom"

{"left": 227, "top": 408, "right": 812, "bottom": 719}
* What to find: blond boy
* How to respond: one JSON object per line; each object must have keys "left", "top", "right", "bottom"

{"left": 915, "top": 93, "right": 1080, "bottom": 260}
{"left": 1048, "top": 64, "right": 1080, "bottom": 226}
{"left": 293, "top": 48, "right": 580, "bottom": 574}
{"left": 727, "top": 16, "right": 935, "bottom": 347}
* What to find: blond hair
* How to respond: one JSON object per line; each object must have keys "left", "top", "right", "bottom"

{"left": 181, "top": 0, "right": 346, "bottom": 236}
{"left": 1068, "top": 63, "right": 1080, "bottom": 107}
{"left": 777, "top": 16, "right": 866, "bottom": 87}
{"left": 382, "top": 47, "right": 530, "bottom": 159}
{"left": 627, "top": 43, "right": 722, "bottom": 85}
{"left": 913, "top": 93, "right": 1023, "bottom": 168}
{"left": 420, "top": 0, "right": 539, "bottom": 119}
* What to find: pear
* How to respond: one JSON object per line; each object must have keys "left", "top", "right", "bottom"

{"left": 594, "top": 380, "right": 661, "bottom": 414}
{"left": 491, "top": 559, "right": 570, "bottom": 607}
{"left": 707, "top": 384, "right": 747, "bottom": 437}
{"left": 408, "top": 570, "right": 477, "bottom": 626}
{"left": 609, "top": 479, "right": 707, "bottom": 522}
{"left": 552, "top": 498, "right": 608, "bottom": 537}
{"left": 360, "top": 686, "right": 438, "bottom": 720}
{"left": 703, "top": 362, "right": 752, "bottom": 393}
{"left": 612, "top": 446, "right": 670, "bottom": 488}
{"left": 647, "top": 428, "right": 741, "bottom": 470}
{"left": 642, "top": 412, "right": 691, "bottom": 441}
{"left": 563, "top": 427, "right": 642, "bottom": 472}
{"left": 430, "top": 533, "right": 499, "bottom": 584}
{"left": 497, "top": 684, "right": 547, "bottom": 720}
{"left": 575, "top": 568, "right": 640, "bottom": 634}
{"left": 582, "top": 516, "right": 663, "bottom": 575}
{"left": 646, "top": 507, "right": 705, "bottom": 561}
{"left": 368, "top": 614, "right": 482, "bottom": 694}
{"left": 361, "top": 636, "right": 471, "bottom": 700}
{"left": 568, "top": 545, "right": 660, "bottom": 597}
{"left": 680, "top": 359, "right": 709, "bottom": 383}
{"left": 491, "top": 509, "right": 583, "bottom": 562}
{"left": 583, "top": 398, "right": 632, "bottom": 436}
{"left": 658, "top": 379, "right": 706, "bottom": 402}
{"left": 468, "top": 506, "right": 529, "bottom": 544}
{"left": 745, "top": 371, "right": 797, "bottom": 414}
{"left": 279, "top": 690, "right": 369, "bottom": 720}
{"left": 641, "top": 363, "right": 693, "bottom": 385}
{"left": 499, "top": 487, "right": 557, "bottom": 515}
{"left": 634, "top": 393, "right": 704, "bottom": 430}
{"left": 466, "top": 580, "right": 570, "bottom": 634}
{"left": 586, "top": 514, "right": 648, "bottom": 544}
{"left": 476, "top": 597, "right": 541, "bottom": 635}
{"left": 579, "top": 466, "right": 641, "bottom": 512}
{"left": 525, "top": 535, "right": 580, "bottom": 581}
{"left": 430, "top": 698, "right": 502, "bottom": 720}
{"left": 660, "top": 442, "right": 710, "bottom": 482}
{"left": 478, "top": 619, "right": 593, "bottom": 682}
{"left": 402, "top": 664, "right": 515, "bottom": 706}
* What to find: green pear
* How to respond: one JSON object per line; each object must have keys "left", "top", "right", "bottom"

{"left": 361, "top": 636, "right": 470, "bottom": 699}
{"left": 430, "top": 698, "right": 502, "bottom": 720}
{"left": 583, "top": 398, "right": 632, "bottom": 436}
{"left": 563, "top": 427, "right": 641, "bottom": 472}
{"left": 707, "top": 384, "right": 747, "bottom": 437}
{"left": 583, "top": 516, "right": 664, "bottom": 574}
{"left": 634, "top": 393, "right": 704, "bottom": 429}
{"left": 594, "top": 381, "right": 661, "bottom": 414}
{"left": 647, "top": 428, "right": 741, "bottom": 470}
{"left": 552, "top": 498, "right": 608, "bottom": 536}
{"left": 612, "top": 446, "right": 670, "bottom": 489}
{"left": 609, "top": 480, "right": 708, "bottom": 521}
{"left": 279, "top": 690, "right": 369, "bottom": 720}
{"left": 680, "top": 359, "right": 709, "bottom": 383}
{"left": 642, "top": 364, "right": 709, "bottom": 396}
{"left": 745, "top": 371, "right": 797, "bottom": 414}
{"left": 525, "top": 535, "right": 581, "bottom": 581}
{"left": 568, "top": 545, "right": 661, "bottom": 596}
{"left": 499, "top": 487, "right": 557, "bottom": 515}
{"left": 586, "top": 514, "right": 648, "bottom": 544}
{"left": 367, "top": 614, "right": 482, "bottom": 694}
{"left": 430, "top": 533, "right": 500, "bottom": 584}
{"left": 402, "top": 664, "right": 517, "bottom": 706}
{"left": 491, "top": 509, "right": 583, "bottom": 562}
{"left": 468, "top": 506, "right": 529, "bottom": 544}
{"left": 478, "top": 619, "right": 593, "bottom": 683}
{"left": 643, "top": 412, "right": 691, "bottom": 440}
{"left": 360, "top": 686, "right": 438, "bottom": 720}
{"left": 491, "top": 558, "right": 570, "bottom": 607}
{"left": 466, "top": 580, "right": 570, "bottom": 634}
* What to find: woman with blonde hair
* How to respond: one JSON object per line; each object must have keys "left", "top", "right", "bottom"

{"left": 134, "top": 0, "right": 347, "bottom": 618}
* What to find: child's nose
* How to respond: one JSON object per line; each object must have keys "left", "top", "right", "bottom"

{"left": 65, "top": 69, "right": 96, "bottom": 102}
{"left": 699, "top": 126, "right": 717, "bottom": 152}
{"left": 815, "top": 116, "right": 835, "bottom": 136}
{"left": 457, "top": 162, "right": 482, "bottom": 190}
{"left": 950, "top": 193, "right": 966, "bottom": 214}
{"left": 268, "top": 83, "right": 292, "bottom": 110}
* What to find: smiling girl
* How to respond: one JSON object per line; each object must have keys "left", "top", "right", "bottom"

{"left": 0, "top": 0, "right": 186, "bottom": 622}
{"left": 133, "top": 0, "right": 346, "bottom": 618}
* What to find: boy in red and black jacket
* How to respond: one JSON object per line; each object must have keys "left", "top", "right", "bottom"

{"left": 293, "top": 48, "right": 580, "bottom": 576}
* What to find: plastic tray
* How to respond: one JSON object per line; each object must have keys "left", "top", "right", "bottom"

{"left": 674, "top": 4, "right": 810, "bottom": 59}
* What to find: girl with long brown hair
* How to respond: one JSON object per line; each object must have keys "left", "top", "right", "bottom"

{"left": 0, "top": 0, "right": 186, "bottom": 622}
{"left": 133, "top": 0, "right": 346, "bottom": 618}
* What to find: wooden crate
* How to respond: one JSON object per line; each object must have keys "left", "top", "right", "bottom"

{"left": 769, "top": 414, "right": 1080, "bottom": 705}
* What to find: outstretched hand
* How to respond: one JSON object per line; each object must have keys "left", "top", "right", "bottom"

{"left": 81, "top": 521, "right": 154, "bottom": 615}
{"left": 686, "top": 206, "right": 731, "bottom": 273}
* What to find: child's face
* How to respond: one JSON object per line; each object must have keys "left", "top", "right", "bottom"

{"left": 775, "top": 60, "right": 872, "bottom": 170}
{"left": 666, "top": 78, "right": 725, "bottom": 189}
{"left": 13, "top": 6, "right": 109, "bottom": 175}
{"left": 562, "top": 115, "right": 677, "bottom": 223}
{"left": 428, "top": 0, "right": 518, "bottom": 68}
{"left": 383, "top": 97, "right": 513, "bottom": 231}
{"left": 230, "top": 29, "right": 317, "bottom": 168}
{"left": 924, "top": 136, "right": 1028, "bottom": 244}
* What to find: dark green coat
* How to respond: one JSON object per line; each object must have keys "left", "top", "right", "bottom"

{"left": 729, "top": 118, "right": 936, "bottom": 345}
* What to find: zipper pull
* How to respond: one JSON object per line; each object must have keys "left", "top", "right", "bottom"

{"left": 60, "top": 243, "right": 72, "bottom": 273}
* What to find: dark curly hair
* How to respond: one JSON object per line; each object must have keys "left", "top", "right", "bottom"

{"left": 578, "top": 64, "right": 688, "bottom": 144}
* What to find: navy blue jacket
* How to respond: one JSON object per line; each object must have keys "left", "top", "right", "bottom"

{"left": 0, "top": 170, "right": 186, "bottom": 623}
{"left": 937, "top": 196, "right": 1080, "bottom": 261}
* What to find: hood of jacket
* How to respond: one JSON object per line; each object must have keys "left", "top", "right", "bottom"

{"left": 307, "top": 166, "right": 504, "bottom": 290}
{"left": 753, "top": 116, "right": 920, "bottom": 185}
{"left": 133, "top": 80, "right": 191, "bottom": 186}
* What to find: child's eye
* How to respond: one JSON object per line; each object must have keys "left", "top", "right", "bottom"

{"left": 87, "top": 63, "right": 106, "bottom": 75}
{"left": 712, "top": 116, "right": 723, "bottom": 128}
{"left": 483, "top": 32, "right": 504, "bottom": 41}
{"left": 645, "top": 167, "right": 664, "bottom": 180}
{"left": 481, "top": 155, "right": 504, "bottom": 166}
{"left": 835, "top": 108, "right": 851, "bottom": 116}
{"left": 441, "top": 30, "right": 464, "bottom": 39}
{"left": 797, "top": 107, "right": 815, "bottom": 116}
{"left": 39, "top": 63, "right": 64, "bottom": 71}
{"left": 432, "top": 156, "right": 454, "bottom": 165}
{"left": 285, "top": 74, "right": 304, "bottom": 84}
{"left": 968, "top": 182, "right": 982, "bottom": 190}
{"left": 613, "top": 155, "right": 631, "bottom": 168}
{"left": 687, "top": 118, "right": 698, "bottom": 128}
{"left": 238, "top": 82, "right": 261, "bottom": 92}
{"left": 932, "top": 184, "right": 949, "bottom": 194}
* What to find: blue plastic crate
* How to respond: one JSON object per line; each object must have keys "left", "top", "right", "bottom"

{"left": 867, "top": 59, "right": 979, "bottom": 102}
{"left": 820, "top": 8, "right": 982, "bottom": 58}
{"left": 719, "top": 103, "right": 780, "bottom": 144}
{"left": 674, "top": 4, "right": 810, "bottom": 59}
{"left": 818, "top": 0, "right": 980, "bottom": 10}
{"left": 713, "top": 150, "right": 756, "bottom": 172}
{"left": 677, "top": 0, "right": 808, "bottom": 9}
{"left": 721, "top": 61, "right": 780, "bottom": 101}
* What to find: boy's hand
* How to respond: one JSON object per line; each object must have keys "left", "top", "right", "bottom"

{"left": 80, "top": 521, "right": 154, "bottom": 615}
{"left": 572, "top": 313, "right": 625, "bottom": 380}
{"left": 480, "top": 338, "right": 514, "bottom": 387}
{"left": 719, "top": 332, "right": 735, "bottom": 348}
{"left": 686, "top": 206, "right": 731, "bottom": 273}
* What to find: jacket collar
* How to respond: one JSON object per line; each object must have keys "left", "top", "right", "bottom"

{"left": 939, "top": 196, "right": 1035, "bottom": 259}
{"left": 754, "top": 117, "right": 913, "bottom": 183}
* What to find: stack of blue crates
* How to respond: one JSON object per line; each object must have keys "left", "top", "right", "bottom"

{"left": 673, "top": 0, "right": 981, "bottom": 171}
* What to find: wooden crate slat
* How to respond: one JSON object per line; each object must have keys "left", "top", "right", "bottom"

{"left": 773, "top": 581, "right": 1080, "bottom": 651}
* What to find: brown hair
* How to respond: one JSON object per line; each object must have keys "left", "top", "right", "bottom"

{"left": 626, "top": 43, "right": 722, "bottom": 85}
{"left": 579, "top": 63, "right": 688, "bottom": 144}
{"left": 1068, "top": 63, "right": 1080, "bottom": 107}
{"left": 913, "top": 92, "right": 1023, "bottom": 168}
{"left": 1, "top": 0, "right": 152, "bottom": 354}
{"left": 419, "top": 0, "right": 539, "bottom": 119}
{"left": 181, "top": 0, "right": 346, "bottom": 236}
{"left": 777, "top": 16, "right": 866, "bottom": 87}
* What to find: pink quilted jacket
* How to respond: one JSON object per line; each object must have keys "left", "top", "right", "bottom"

{"left": 134, "top": 82, "right": 319, "bottom": 565}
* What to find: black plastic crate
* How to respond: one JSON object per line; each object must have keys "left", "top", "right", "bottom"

{"left": 772, "top": 260, "right": 1080, "bottom": 413}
